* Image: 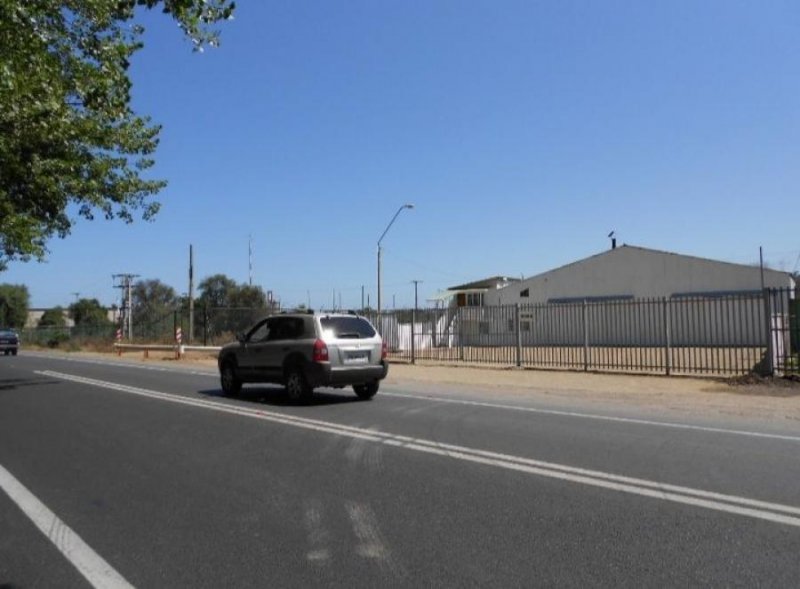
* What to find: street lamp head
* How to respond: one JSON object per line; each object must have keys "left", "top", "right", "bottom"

{"left": 404, "top": 203, "right": 415, "bottom": 209}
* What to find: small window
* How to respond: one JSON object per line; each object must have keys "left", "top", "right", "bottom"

{"left": 247, "top": 319, "right": 270, "bottom": 343}
{"left": 466, "top": 293, "right": 484, "bottom": 307}
{"left": 520, "top": 288, "right": 529, "bottom": 298}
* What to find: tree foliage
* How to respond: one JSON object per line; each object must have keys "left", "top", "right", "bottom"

{"left": 197, "top": 274, "right": 239, "bottom": 308}
{"left": 39, "top": 306, "right": 68, "bottom": 327}
{"left": 0, "top": 283, "right": 29, "bottom": 328}
{"left": 196, "top": 274, "right": 271, "bottom": 337}
{"left": 69, "top": 297, "right": 110, "bottom": 326}
{"left": 131, "top": 278, "right": 178, "bottom": 326}
{"left": 0, "top": 0, "right": 235, "bottom": 269}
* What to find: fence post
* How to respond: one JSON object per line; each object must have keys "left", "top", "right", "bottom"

{"left": 582, "top": 299, "right": 589, "bottom": 371}
{"left": 515, "top": 304, "right": 522, "bottom": 367}
{"left": 458, "top": 306, "right": 464, "bottom": 361}
{"left": 663, "top": 297, "right": 672, "bottom": 375}
{"left": 411, "top": 308, "right": 416, "bottom": 364}
{"left": 203, "top": 301, "right": 208, "bottom": 347}
{"left": 763, "top": 289, "right": 774, "bottom": 376}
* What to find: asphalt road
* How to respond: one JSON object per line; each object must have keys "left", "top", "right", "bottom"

{"left": 1, "top": 353, "right": 799, "bottom": 587}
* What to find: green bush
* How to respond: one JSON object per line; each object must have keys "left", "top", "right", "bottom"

{"left": 46, "top": 332, "right": 70, "bottom": 348}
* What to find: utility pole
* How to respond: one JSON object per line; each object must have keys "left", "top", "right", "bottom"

{"left": 71, "top": 292, "right": 80, "bottom": 302}
{"left": 411, "top": 280, "right": 422, "bottom": 364}
{"left": 188, "top": 244, "right": 195, "bottom": 343}
{"left": 248, "top": 235, "right": 253, "bottom": 286}
{"left": 412, "top": 280, "right": 422, "bottom": 311}
{"left": 112, "top": 273, "right": 139, "bottom": 340}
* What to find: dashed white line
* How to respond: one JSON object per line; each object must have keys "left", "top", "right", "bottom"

{"left": 0, "top": 463, "right": 134, "bottom": 588}
{"left": 36, "top": 370, "right": 800, "bottom": 528}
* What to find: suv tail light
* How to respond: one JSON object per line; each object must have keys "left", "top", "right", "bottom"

{"left": 312, "top": 339, "right": 329, "bottom": 362}
{"left": 381, "top": 341, "right": 388, "bottom": 360}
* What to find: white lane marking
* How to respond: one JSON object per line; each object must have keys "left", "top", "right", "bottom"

{"left": 25, "top": 352, "right": 800, "bottom": 444}
{"left": 346, "top": 502, "right": 390, "bottom": 560}
{"left": 382, "top": 391, "right": 800, "bottom": 443}
{"left": 24, "top": 352, "right": 215, "bottom": 377}
{"left": 345, "top": 501, "right": 404, "bottom": 576}
{"left": 0, "top": 463, "right": 134, "bottom": 589}
{"left": 37, "top": 370, "right": 800, "bottom": 528}
{"left": 303, "top": 499, "right": 331, "bottom": 563}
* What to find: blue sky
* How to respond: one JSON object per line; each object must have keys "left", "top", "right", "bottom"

{"left": 4, "top": 1, "right": 800, "bottom": 309}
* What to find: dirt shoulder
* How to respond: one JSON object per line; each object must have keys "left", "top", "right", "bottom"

{"left": 31, "top": 349, "right": 800, "bottom": 423}
{"left": 386, "top": 362, "right": 800, "bottom": 422}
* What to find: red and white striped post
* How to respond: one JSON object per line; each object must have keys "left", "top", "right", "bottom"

{"left": 115, "top": 326, "right": 122, "bottom": 355}
{"left": 175, "top": 326, "right": 183, "bottom": 359}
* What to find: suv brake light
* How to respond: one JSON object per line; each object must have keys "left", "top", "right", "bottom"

{"left": 313, "top": 339, "right": 329, "bottom": 362}
{"left": 381, "top": 341, "right": 388, "bottom": 360}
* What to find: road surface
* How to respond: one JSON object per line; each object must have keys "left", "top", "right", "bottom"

{"left": 1, "top": 353, "right": 799, "bottom": 587}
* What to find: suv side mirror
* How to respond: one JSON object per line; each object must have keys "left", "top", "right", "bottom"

{"left": 236, "top": 332, "right": 245, "bottom": 343}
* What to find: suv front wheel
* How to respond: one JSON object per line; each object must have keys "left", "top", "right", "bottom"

{"left": 220, "top": 360, "right": 242, "bottom": 396}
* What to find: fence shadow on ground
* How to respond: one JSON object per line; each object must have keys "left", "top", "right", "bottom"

{"left": 197, "top": 386, "right": 363, "bottom": 407}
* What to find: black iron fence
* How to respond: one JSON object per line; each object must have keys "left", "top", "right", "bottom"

{"left": 22, "top": 288, "right": 797, "bottom": 377}
{"left": 367, "top": 288, "right": 798, "bottom": 377}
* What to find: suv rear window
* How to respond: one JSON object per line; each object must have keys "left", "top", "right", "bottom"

{"left": 320, "top": 316, "right": 376, "bottom": 339}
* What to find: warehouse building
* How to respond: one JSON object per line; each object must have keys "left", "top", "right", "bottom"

{"left": 484, "top": 244, "right": 794, "bottom": 305}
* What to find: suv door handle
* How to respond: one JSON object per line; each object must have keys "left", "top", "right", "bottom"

{"left": 282, "top": 346, "right": 290, "bottom": 351}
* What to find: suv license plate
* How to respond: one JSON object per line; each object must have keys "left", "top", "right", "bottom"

{"left": 345, "top": 352, "right": 369, "bottom": 364}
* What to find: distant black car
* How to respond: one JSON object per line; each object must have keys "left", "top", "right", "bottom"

{"left": 0, "top": 329, "right": 19, "bottom": 356}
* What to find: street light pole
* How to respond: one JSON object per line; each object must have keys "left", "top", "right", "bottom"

{"left": 377, "top": 203, "right": 414, "bottom": 316}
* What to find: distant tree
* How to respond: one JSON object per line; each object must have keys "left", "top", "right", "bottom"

{"left": 39, "top": 307, "right": 67, "bottom": 328}
{"left": 197, "top": 274, "right": 239, "bottom": 308}
{"left": 0, "top": 283, "right": 29, "bottom": 328}
{"left": 231, "top": 284, "right": 268, "bottom": 308}
{"left": 132, "top": 279, "right": 178, "bottom": 322}
{"left": 0, "top": 0, "right": 235, "bottom": 269}
{"left": 69, "top": 298, "right": 110, "bottom": 327}
{"left": 196, "top": 275, "right": 273, "bottom": 337}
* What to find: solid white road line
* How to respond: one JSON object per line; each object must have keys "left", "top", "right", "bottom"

{"left": 381, "top": 391, "right": 800, "bottom": 443}
{"left": 27, "top": 353, "right": 800, "bottom": 443}
{"left": 37, "top": 370, "right": 800, "bottom": 528}
{"left": 0, "top": 463, "right": 134, "bottom": 589}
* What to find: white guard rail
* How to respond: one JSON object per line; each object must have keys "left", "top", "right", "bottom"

{"left": 113, "top": 343, "right": 221, "bottom": 359}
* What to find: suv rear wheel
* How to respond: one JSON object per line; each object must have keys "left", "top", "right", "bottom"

{"left": 353, "top": 381, "right": 379, "bottom": 400}
{"left": 285, "top": 367, "right": 313, "bottom": 403}
{"left": 220, "top": 360, "right": 242, "bottom": 396}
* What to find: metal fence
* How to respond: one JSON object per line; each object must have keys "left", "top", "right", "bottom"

{"left": 22, "top": 289, "right": 797, "bottom": 377}
{"left": 128, "top": 306, "right": 272, "bottom": 345}
{"left": 367, "top": 288, "right": 798, "bottom": 377}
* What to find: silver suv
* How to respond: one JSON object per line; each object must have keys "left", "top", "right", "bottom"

{"left": 218, "top": 311, "right": 388, "bottom": 401}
